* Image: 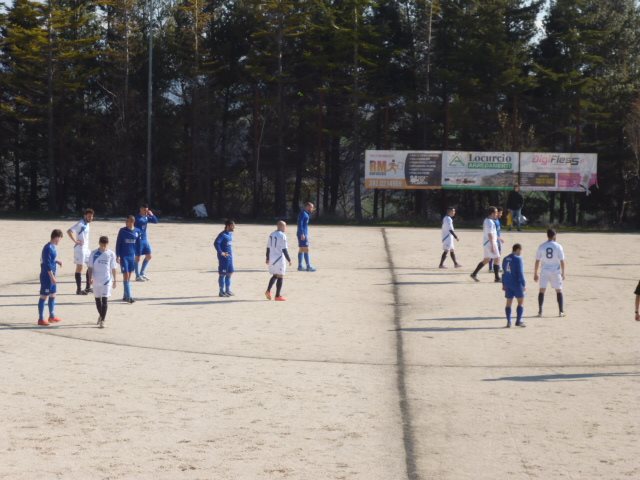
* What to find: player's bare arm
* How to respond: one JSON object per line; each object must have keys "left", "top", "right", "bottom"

{"left": 533, "top": 259, "right": 540, "bottom": 281}
{"left": 67, "top": 229, "right": 82, "bottom": 246}
{"left": 560, "top": 260, "right": 565, "bottom": 280}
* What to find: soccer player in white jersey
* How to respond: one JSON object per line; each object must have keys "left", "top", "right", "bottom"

{"left": 533, "top": 228, "right": 566, "bottom": 317}
{"left": 87, "top": 236, "right": 118, "bottom": 328}
{"left": 67, "top": 208, "right": 94, "bottom": 295}
{"left": 439, "top": 207, "right": 461, "bottom": 269}
{"left": 470, "top": 206, "right": 501, "bottom": 282}
{"left": 265, "top": 221, "right": 292, "bottom": 301}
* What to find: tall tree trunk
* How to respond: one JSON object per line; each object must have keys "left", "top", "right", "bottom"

{"left": 252, "top": 84, "right": 262, "bottom": 218}
{"left": 47, "top": 1, "right": 57, "bottom": 212}
{"left": 351, "top": 4, "right": 362, "bottom": 221}
{"left": 292, "top": 115, "right": 306, "bottom": 213}
{"left": 217, "top": 88, "right": 230, "bottom": 216}
{"left": 329, "top": 134, "right": 340, "bottom": 214}
{"left": 275, "top": 18, "right": 286, "bottom": 217}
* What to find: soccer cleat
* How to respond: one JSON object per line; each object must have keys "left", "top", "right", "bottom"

{"left": 470, "top": 274, "right": 479, "bottom": 282}
{"left": 515, "top": 321, "right": 526, "bottom": 327}
{"left": 265, "top": 291, "right": 272, "bottom": 300}
{"left": 77, "top": 289, "right": 87, "bottom": 295}
{"left": 84, "top": 287, "right": 93, "bottom": 294}
{"left": 438, "top": 265, "right": 447, "bottom": 269}
{"left": 122, "top": 296, "right": 128, "bottom": 302}
{"left": 506, "top": 321, "right": 511, "bottom": 328}
{"left": 559, "top": 312, "right": 565, "bottom": 317}
{"left": 275, "top": 296, "right": 287, "bottom": 301}
{"left": 37, "top": 319, "right": 50, "bottom": 326}
{"left": 297, "top": 266, "right": 305, "bottom": 271}
{"left": 141, "top": 274, "right": 150, "bottom": 281}
{"left": 48, "top": 316, "right": 62, "bottom": 323}
{"left": 537, "top": 311, "right": 543, "bottom": 317}
{"left": 97, "top": 316, "right": 102, "bottom": 325}
{"left": 225, "top": 291, "right": 235, "bottom": 297}
{"left": 494, "top": 277, "right": 501, "bottom": 283}
{"left": 454, "top": 264, "right": 462, "bottom": 268}
{"left": 98, "top": 317, "right": 105, "bottom": 329}
{"left": 135, "top": 276, "right": 145, "bottom": 282}
{"left": 127, "top": 297, "right": 136, "bottom": 304}
{"left": 219, "top": 291, "right": 227, "bottom": 298}
{"left": 306, "top": 266, "right": 316, "bottom": 272}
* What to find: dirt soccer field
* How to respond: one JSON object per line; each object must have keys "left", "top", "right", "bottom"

{"left": 0, "top": 219, "right": 638, "bottom": 480}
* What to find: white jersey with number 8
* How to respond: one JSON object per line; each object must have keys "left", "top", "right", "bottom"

{"left": 535, "top": 240, "right": 565, "bottom": 272}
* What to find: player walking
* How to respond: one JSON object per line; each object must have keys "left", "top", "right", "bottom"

{"left": 488, "top": 207, "right": 505, "bottom": 272}
{"left": 502, "top": 243, "right": 526, "bottom": 328}
{"left": 470, "top": 207, "right": 501, "bottom": 282}
{"left": 533, "top": 229, "right": 566, "bottom": 317}
{"left": 67, "top": 208, "right": 94, "bottom": 295}
{"left": 297, "top": 202, "right": 316, "bottom": 272}
{"left": 116, "top": 215, "right": 142, "bottom": 303}
{"left": 134, "top": 204, "right": 158, "bottom": 281}
{"left": 37, "top": 229, "right": 64, "bottom": 326}
{"left": 265, "top": 221, "right": 292, "bottom": 301}
{"left": 439, "top": 207, "right": 461, "bottom": 268}
{"left": 214, "top": 219, "right": 235, "bottom": 297}
{"left": 88, "top": 236, "right": 117, "bottom": 328}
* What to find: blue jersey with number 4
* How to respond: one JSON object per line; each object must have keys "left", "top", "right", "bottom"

{"left": 502, "top": 253, "right": 525, "bottom": 289}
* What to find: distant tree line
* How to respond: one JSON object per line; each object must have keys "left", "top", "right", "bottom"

{"left": 1, "top": 0, "right": 639, "bottom": 226}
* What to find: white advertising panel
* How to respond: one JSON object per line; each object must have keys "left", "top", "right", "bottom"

{"left": 519, "top": 153, "right": 598, "bottom": 192}
{"left": 442, "top": 151, "right": 519, "bottom": 190}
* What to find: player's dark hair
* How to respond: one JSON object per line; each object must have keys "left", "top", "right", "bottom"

{"left": 224, "top": 219, "right": 235, "bottom": 227}
{"left": 512, "top": 243, "right": 522, "bottom": 252}
{"left": 50, "top": 229, "right": 63, "bottom": 239}
{"left": 486, "top": 206, "right": 497, "bottom": 215}
{"left": 547, "top": 229, "right": 556, "bottom": 239}
{"left": 446, "top": 206, "right": 455, "bottom": 213}
{"left": 99, "top": 236, "right": 109, "bottom": 244}
{"left": 127, "top": 215, "right": 135, "bottom": 221}
{"left": 84, "top": 208, "right": 94, "bottom": 215}
{"left": 497, "top": 207, "right": 503, "bottom": 212}
{"left": 140, "top": 203, "right": 149, "bottom": 209}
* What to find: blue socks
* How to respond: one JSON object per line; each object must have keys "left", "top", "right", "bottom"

{"left": 124, "top": 281, "right": 131, "bottom": 298}
{"left": 516, "top": 306, "right": 524, "bottom": 322}
{"left": 303, "top": 253, "right": 311, "bottom": 268}
{"left": 140, "top": 259, "right": 149, "bottom": 276}
{"left": 505, "top": 307, "right": 512, "bottom": 323}
{"left": 218, "top": 275, "right": 225, "bottom": 293}
{"left": 224, "top": 275, "right": 232, "bottom": 293}
{"left": 298, "top": 253, "right": 304, "bottom": 268}
{"left": 38, "top": 298, "right": 45, "bottom": 320}
{"left": 48, "top": 297, "right": 56, "bottom": 317}
{"left": 135, "top": 262, "right": 140, "bottom": 277}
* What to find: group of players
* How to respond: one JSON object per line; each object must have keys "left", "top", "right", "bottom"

{"left": 440, "top": 206, "right": 566, "bottom": 328}
{"left": 37, "top": 202, "right": 318, "bottom": 328}
{"left": 37, "top": 205, "right": 158, "bottom": 328}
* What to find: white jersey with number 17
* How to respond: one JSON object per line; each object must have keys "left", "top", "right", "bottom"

{"left": 535, "top": 240, "right": 565, "bottom": 272}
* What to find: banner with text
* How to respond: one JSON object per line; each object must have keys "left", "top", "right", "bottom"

{"left": 519, "top": 152, "right": 598, "bottom": 192}
{"left": 365, "top": 150, "right": 442, "bottom": 189}
{"left": 442, "top": 151, "right": 519, "bottom": 190}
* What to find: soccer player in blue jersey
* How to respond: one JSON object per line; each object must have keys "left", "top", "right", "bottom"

{"left": 297, "top": 201, "right": 316, "bottom": 271}
{"left": 214, "top": 219, "right": 235, "bottom": 297}
{"left": 502, "top": 243, "right": 526, "bottom": 328}
{"left": 488, "top": 207, "right": 504, "bottom": 273}
{"left": 67, "top": 208, "right": 94, "bottom": 295}
{"left": 134, "top": 204, "right": 158, "bottom": 281}
{"left": 116, "top": 215, "right": 142, "bottom": 303}
{"left": 37, "top": 229, "right": 64, "bottom": 326}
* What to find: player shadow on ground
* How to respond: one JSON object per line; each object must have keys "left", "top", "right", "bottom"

{"left": 483, "top": 372, "right": 640, "bottom": 382}
{"left": 398, "top": 272, "right": 467, "bottom": 276}
{"left": 17, "top": 281, "right": 76, "bottom": 285}
{"left": 0, "top": 323, "right": 99, "bottom": 330}
{"left": 417, "top": 316, "right": 502, "bottom": 321}
{"left": 0, "top": 302, "right": 91, "bottom": 307}
{"left": 0, "top": 293, "right": 78, "bottom": 297}
{"left": 153, "top": 299, "right": 265, "bottom": 306}
{"left": 394, "top": 326, "right": 505, "bottom": 332}
{"left": 384, "top": 281, "right": 462, "bottom": 286}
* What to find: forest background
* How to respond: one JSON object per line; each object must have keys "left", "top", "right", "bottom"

{"left": 1, "top": 0, "right": 640, "bottom": 227}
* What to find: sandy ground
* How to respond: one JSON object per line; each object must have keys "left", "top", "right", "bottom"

{"left": 0, "top": 219, "right": 638, "bottom": 480}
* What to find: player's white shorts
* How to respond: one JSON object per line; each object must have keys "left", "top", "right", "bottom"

{"left": 268, "top": 262, "right": 287, "bottom": 276}
{"left": 93, "top": 282, "right": 113, "bottom": 298}
{"left": 442, "top": 238, "right": 455, "bottom": 251}
{"left": 539, "top": 270, "right": 563, "bottom": 289}
{"left": 483, "top": 242, "right": 500, "bottom": 259}
{"left": 74, "top": 246, "right": 90, "bottom": 265}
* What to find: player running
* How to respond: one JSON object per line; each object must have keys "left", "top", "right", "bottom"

{"left": 265, "top": 221, "right": 293, "bottom": 301}
{"left": 297, "top": 202, "right": 316, "bottom": 272}
{"left": 533, "top": 229, "right": 566, "bottom": 317}
{"left": 116, "top": 215, "right": 142, "bottom": 303}
{"left": 67, "top": 208, "right": 94, "bottom": 295}
{"left": 134, "top": 204, "right": 158, "bottom": 281}
{"left": 502, "top": 243, "right": 526, "bottom": 328}
{"left": 88, "top": 236, "right": 117, "bottom": 328}
{"left": 470, "top": 207, "right": 501, "bottom": 283}
{"left": 37, "top": 229, "right": 64, "bottom": 326}
{"left": 214, "top": 219, "right": 235, "bottom": 297}
{"left": 439, "top": 207, "right": 461, "bottom": 269}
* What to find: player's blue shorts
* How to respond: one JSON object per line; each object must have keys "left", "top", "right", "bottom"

{"left": 218, "top": 255, "right": 234, "bottom": 274}
{"left": 136, "top": 240, "right": 152, "bottom": 256}
{"left": 39, "top": 275, "right": 57, "bottom": 296}
{"left": 504, "top": 285, "right": 525, "bottom": 299}
{"left": 120, "top": 256, "right": 136, "bottom": 273}
{"left": 298, "top": 234, "right": 309, "bottom": 248}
